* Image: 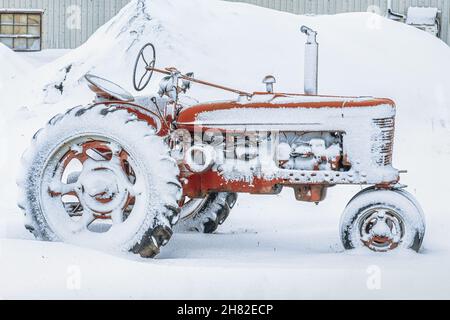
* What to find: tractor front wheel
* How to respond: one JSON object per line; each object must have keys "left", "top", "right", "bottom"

{"left": 340, "top": 188, "right": 425, "bottom": 252}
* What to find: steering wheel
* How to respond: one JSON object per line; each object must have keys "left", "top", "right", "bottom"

{"left": 133, "top": 43, "right": 156, "bottom": 91}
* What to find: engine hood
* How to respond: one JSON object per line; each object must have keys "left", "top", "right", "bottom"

{"left": 176, "top": 93, "right": 396, "bottom": 131}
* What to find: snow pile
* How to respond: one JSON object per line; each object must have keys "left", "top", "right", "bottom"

{"left": 0, "top": 43, "right": 31, "bottom": 90}
{"left": 1, "top": 0, "right": 450, "bottom": 298}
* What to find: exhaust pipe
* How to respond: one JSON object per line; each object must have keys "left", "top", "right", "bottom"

{"left": 301, "top": 26, "right": 319, "bottom": 95}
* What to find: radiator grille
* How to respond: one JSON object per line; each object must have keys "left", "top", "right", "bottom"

{"left": 372, "top": 117, "right": 395, "bottom": 166}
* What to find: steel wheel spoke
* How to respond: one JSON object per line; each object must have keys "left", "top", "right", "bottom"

{"left": 86, "top": 148, "right": 109, "bottom": 161}
{"left": 49, "top": 180, "right": 77, "bottom": 196}
{"left": 70, "top": 207, "right": 96, "bottom": 233}
{"left": 111, "top": 208, "right": 124, "bottom": 224}
{"left": 82, "top": 208, "right": 97, "bottom": 228}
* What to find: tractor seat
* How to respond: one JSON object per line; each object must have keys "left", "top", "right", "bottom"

{"left": 85, "top": 74, "right": 134, "bottom": 102}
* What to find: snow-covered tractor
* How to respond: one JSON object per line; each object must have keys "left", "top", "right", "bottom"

{"left": 18, "top": 27, "right": 425, "bottom": 257}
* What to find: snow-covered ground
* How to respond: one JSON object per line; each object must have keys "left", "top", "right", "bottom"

{"left": 1, "top": 0, "right": 450, "bottom": 299}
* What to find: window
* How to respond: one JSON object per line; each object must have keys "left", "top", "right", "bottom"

{"left": 0, "top": 10, "right": 43, "bottom": 51}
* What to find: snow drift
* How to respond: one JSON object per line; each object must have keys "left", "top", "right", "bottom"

{"left": 0, "top": 43, "right": 31, "bottom": 90}
{"left": 1, "top": 0, "right": 450, "bottom": 299}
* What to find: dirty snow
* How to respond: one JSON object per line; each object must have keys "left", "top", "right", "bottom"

{"left": 0, "top": 0, "right": 450, "bottom": 299}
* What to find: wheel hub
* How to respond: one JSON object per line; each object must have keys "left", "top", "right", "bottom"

{"left": 75, "top": 158, "right": 130, "bottom": 215}
{"left": 77, "top": 166, "right": 128, "bottom": 215}
{"left": 359, "top": 207, "right": 404, "bottom": 252}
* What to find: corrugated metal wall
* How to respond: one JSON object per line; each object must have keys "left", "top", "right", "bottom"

{"left": 0, "top": 0, "right": 130, "bottom": 49}
{"left": 227, "top": 0, "right": 450, "bottom": 44}
{"left": 1, "top": 0, "right": 449, "bottom": 49}
{"left": 228, "top": 0, "right": 386, "bottom": 14}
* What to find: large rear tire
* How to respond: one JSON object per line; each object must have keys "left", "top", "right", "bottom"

{"left": 17, "top": 105, "right": 182, "bottom": 258}
{"left": 175, "top": 193, "right": 238, "bottom": 233}
{"left": 340, "top": 188, "right": 425, "bottom": 252}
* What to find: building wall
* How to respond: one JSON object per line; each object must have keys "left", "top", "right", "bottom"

{"left": 0, "top": 0, "right": 130, "bottom": 49}
{"left": 227, "top": 0, "right": 450, "bottom": 44}
{"left": 1, "top": 0, "right": 448, "bottom": 49}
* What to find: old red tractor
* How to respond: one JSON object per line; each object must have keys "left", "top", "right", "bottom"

{"left": 18, "top": 27, "right": 425, "bottom": 257}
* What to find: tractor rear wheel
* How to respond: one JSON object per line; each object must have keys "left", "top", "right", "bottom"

{"left": 340, "top": 188, "right": 425, "bottom": 252}
{"left": 175, "top": 193, "right": 238, "bottom": 233}
{"left": 17, "top": 105, "right": 182, "bottom": 258}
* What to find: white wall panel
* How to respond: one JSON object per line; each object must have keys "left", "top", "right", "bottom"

{"left": 227, "top": 0, "right": 449, "bottom": 43}
{"left": 1, "top": 0, "right": 448, "bottom": 48}
{"left": 0, "top": 0, "right": 131, "bottom": 48}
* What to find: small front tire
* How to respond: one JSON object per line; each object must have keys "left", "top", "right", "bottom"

{"left": 340, "top": 188, "right": 425, "bottom": 252}
{"left": 175, "top": 193, "right": 238, "bottom": 234}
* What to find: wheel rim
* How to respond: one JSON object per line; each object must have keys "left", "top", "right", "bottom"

{"left": 357, "top": 206, "right": 405, "bottom": 252}
{"left": 41, "top": 136, "right": 147, "bottom": 241}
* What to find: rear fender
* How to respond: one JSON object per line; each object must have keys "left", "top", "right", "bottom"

{"left": 94, "top": 101, "right": 170, "bottom": 136}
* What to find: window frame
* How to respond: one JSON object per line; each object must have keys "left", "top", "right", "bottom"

{"left": 0, "top": 9, "right": 43, "bottom": 52}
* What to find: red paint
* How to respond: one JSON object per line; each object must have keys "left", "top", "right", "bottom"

{"left": 92, "top": 94, "right": 397, "bottom": 202}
